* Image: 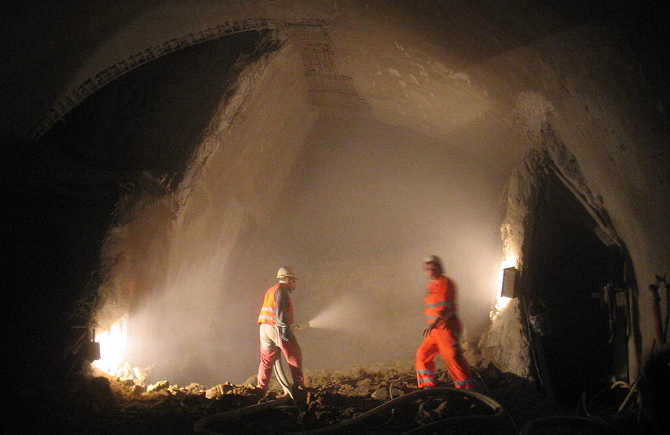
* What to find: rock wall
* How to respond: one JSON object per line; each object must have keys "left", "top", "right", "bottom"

{"left": 95, "top": 39, "right": 318, "bottom": 384}
{"left": 479, "top": 150, "right": 547, "bottom": 377}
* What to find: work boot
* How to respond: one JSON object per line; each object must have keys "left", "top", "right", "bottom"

{"left": 290, "top": 384, "right": 308, "bottom": 408}
{"left": 250, "top": 386, "right": 267, "bottom": 401}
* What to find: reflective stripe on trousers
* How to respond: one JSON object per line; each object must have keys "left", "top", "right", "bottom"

{"left": 257, "top": 323, "right": 303, "bottom": 390}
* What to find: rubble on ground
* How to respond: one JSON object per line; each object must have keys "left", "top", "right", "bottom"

{"left": 46, "top": 363, "right": 564, "bottom": 433}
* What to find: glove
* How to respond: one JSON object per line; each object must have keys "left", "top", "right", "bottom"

{"left": 423, "top": 318, "right": 441, "bottom": 337}
{"left": 279, "top": 326, "right": 290, "bottom": 342}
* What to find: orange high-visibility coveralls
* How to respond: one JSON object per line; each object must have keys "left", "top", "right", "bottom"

{"left": 415, "top": 276, "right": 473, "bottom": 389}
{"left": 256, "top": 284, "right": 304, "bottom": 390}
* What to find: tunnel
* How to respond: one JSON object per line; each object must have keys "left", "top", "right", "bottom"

{"left": 523, "top": 169, "right": 628, "bottom": 407}
{"left": 7, "top": 1, "right": 669, "bottom": 433}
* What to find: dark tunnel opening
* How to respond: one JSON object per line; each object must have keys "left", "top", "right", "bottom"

{"left": 526, "top": 170, "right": 629, "bottom": 408}
{"left": 40, "top": 30, "right": 271, "bottom": 189}
{"left": 11, "top": 29, "right": 274, "bottom": 392}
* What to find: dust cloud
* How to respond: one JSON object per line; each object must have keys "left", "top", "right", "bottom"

{"left": 97, "top": 112, "right": 508, "bottom": 387}
{"left": 246, "top": 116, "right": 507, "bottom": 372}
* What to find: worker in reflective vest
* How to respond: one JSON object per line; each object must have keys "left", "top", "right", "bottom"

{"left": 256, "top": 266, "right": 304, "bottom": 392}
{"left": 415, "top": 255, "right": 474, "bottom": 389}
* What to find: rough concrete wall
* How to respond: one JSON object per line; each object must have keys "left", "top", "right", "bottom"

{"left": 478, "top": 150, "right": 547, "bottom": 377}
{"left": 3, "top": 0, "right": 336, "bottom": 141}
{"left": 89, "top": 31, "right": 276, "bottom": 328}
{"left": 508, "top": 26, "right": 670, "bottom": 372}
{"left": 96, "top": 41, "right": 318, "bottom": 384}
{"left": 498, "top": 151, "right": 549, "bottom": 272}
{"left": 479, "top": 299, "right": 530, "bottom": 377}
{"left": 177, "top": 41, "right": 312, "bottom": 227}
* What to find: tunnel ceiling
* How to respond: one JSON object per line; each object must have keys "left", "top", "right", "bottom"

{"left": 5, "top": 1, "right": 665, "bottom": 176}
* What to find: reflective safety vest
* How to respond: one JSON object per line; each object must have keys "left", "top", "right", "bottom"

{"left": 424, "top": 276, "right": 456, "bottom": 324}
{"left": 257, "top": 284, "right": 294, "bottom": 325}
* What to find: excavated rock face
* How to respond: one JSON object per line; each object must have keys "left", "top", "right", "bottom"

{"left": 9, "top": 1, "right": 668, "bottom": 428}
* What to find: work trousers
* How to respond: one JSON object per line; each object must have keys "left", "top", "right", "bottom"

{"left": 415, "top": 321, "right": 473, "bottom": 389}
{"left": 257, "top": 323, "right": 304, "bottom": 390}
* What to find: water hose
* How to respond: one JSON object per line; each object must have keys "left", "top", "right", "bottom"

{"left": 519, "top": 415, "right": 618, "bottom": 434}
{"left": 194, "top": 387, "right": 506, "bottom": 434}
{"left": 193, "top": 395, "right": 293, "bottom": 434}
{"left": 294, "top": 388, "right": 505, "bottom": 434}
{"left": 273, "top": 356, "right": 294, "bottom": 400}
{"left": 473, "top": 366, "right": 519, "bottom": 433}
{"left": 404, "top": 414, "right": 510, "bottom": 434}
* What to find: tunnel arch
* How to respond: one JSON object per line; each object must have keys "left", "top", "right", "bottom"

{"left": 31, "top": 18, "right": 322, "bottom": 140}
{"left": 8, "top": 1, "right": 668, "bottom": 415}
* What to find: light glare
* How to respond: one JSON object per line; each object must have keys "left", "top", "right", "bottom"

{"left": 92, "top": 315, "right": 129, "bottom": 377}
{"left": 495, "top": 256, "right": 517, "bottom": 312}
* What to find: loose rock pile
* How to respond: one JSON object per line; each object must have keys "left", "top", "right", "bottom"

{"left": 43, "top": 363, "right": 562, "bottom": 433}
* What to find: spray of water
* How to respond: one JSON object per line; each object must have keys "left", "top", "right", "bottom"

{"left": 307, "top": 295, "right": 369, "bottom": 332}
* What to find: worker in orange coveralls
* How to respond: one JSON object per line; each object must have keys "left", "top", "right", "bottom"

{"left": 416, "top": 255, "right": 474, "bottom": 389}
{"left": 256, "top": 266, "right": 304, "bottom": 393}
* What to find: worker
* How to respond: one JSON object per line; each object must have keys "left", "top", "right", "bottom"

{"left": 256, "top": 266, "right": 304, "bottom": 394}
{"left": 415, "top": 255, "right": 474, "bottom": 389}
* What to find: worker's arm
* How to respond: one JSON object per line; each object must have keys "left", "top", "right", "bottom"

{"left": 275, "top": 286, "right": 291, "bottom": 342}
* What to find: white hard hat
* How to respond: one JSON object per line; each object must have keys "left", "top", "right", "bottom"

{"left": 276, "top": 266, "right": 297, "bottom": 281}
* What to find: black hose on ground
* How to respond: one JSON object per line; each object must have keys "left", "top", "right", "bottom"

{"left": 296, "top": 388, "right": 505, "bottom": 434}
{"left": 404, "top": 414, "right": 510, "bottom": 434}
{"left": 473, "top": 367, "right": 519, "bottom": 434}
{"left": 193, "top": 396, "right": 293, "bottom": 434}
{"left": 519, "top": 415, "right": 619, "bottom": 435}
{"left": 194, "top": 387, "right": 507, "bottom": 434}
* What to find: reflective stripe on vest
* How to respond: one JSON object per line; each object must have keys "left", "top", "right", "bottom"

{"left": 424, "top": 276, "right": 456, "bottom": 323}
{"left": 257, "top": 284, "right": 293, "bottom": 325}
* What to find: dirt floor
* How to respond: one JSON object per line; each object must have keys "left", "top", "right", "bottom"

{"left": 14, "top": 364, "right": 648, "bottom": 434}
